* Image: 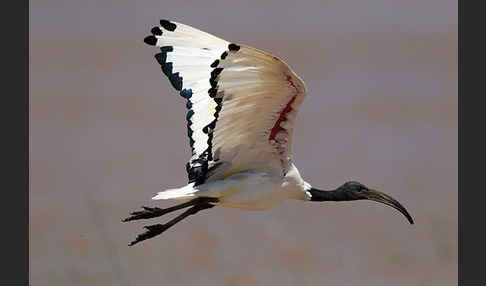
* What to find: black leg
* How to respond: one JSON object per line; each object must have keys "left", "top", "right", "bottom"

{"left": 128, "top": 199, "right": 217, "bottom": 246}
{"left": 122, "top": 198, "right": 204, "bottom": 222}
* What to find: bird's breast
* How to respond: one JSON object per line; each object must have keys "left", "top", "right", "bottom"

{"left": 206, "top": 171, "right": 303, "bottom": 210}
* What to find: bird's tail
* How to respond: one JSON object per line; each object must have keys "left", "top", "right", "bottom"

{"left": 152, "top": 183, "right": 197, "bottom": 200}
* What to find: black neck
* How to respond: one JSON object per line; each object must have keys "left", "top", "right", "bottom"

{"left": 308, "top": 187, "right": 360, "bottom": 202}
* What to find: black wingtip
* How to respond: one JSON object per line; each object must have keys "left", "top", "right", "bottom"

{"left": 144, "top": 35, "right": 157, "bottom": 46}
{"left": 228, "top": 43, "right": 240, "bottom": 51}
{"left": 160, "top": 19, "right": 177, "bottom": 31}
{"left": 210, "top": 59, "right": 219, "bottom": 68}
{"left": 151, "top": 26, "right": 162, "bottom": 36}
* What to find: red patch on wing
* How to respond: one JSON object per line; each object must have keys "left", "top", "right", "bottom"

{"left": 268, "top": 95, "right": 296, "bottom": 142}
{"left": 268, "top": 75, "right": 299, "bottom": 143}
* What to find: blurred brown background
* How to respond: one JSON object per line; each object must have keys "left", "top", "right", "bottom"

{"left": 30, "top": 0, "right": 457, "bottom": 285}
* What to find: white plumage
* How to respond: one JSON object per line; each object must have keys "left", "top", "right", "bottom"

{"left": 147, "top": 20, "right": 309, "bottom": 209}
{"left": 123, "top": 20, "right": 413, "bottom": 246}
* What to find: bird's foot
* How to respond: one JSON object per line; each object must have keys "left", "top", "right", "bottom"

{"left": 122, "top": 206, "right": 166, "bottom": 222}
{"left": 128, "top": 224, "right": 169, "bottom": 246}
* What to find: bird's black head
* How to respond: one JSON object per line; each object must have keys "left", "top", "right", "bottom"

{"left": 308, "top": 181, "right": 414, "bottom": 224}
{"left": 340, "top": 181, "right": 370, "bottom": 200}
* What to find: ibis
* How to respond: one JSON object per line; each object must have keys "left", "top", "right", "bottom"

{"left": 123, "top": 20, "right": 413, "bottom": 246}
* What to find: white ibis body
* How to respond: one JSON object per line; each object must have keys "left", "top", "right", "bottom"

{"left": 123, "top": 20, "right": 413, "bottom": 246}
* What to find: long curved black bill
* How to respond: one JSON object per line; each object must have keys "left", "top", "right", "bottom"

{"left": 366, "top": 189, "right": 414, "bottom": 224}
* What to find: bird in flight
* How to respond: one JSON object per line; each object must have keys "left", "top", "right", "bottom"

{"left": 123, "top": 20, "right": 413, "bottom": 246}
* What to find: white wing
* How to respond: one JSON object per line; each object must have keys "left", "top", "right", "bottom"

{"left": 145, "top": 20, "right": 307, "bottom": 184}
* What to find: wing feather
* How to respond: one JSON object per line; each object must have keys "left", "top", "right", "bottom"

{"left": 209, "top": 45, "right": 307, "bottom": 178}
{"left": 144, "top": 20, "right": 307, "bottom": 184}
